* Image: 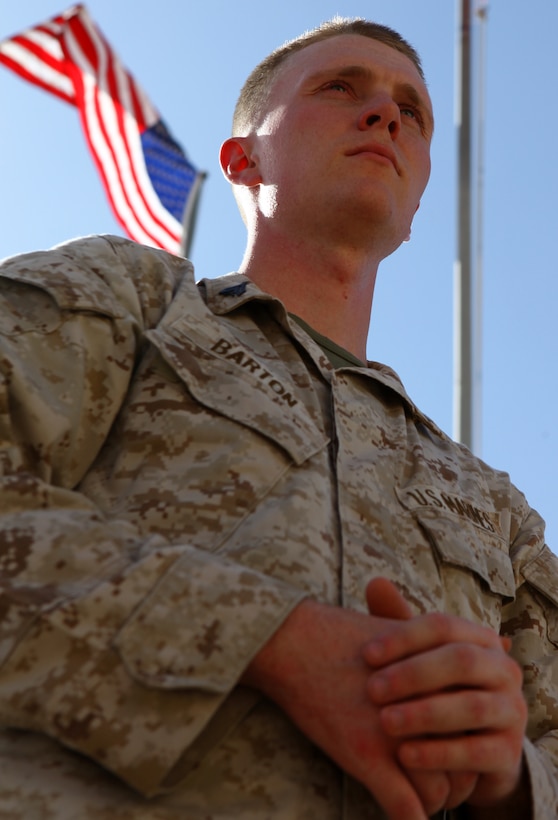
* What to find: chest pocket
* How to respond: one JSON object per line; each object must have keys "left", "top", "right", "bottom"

{"left": 415, "top": 509, "right": 516, "bottom": 626}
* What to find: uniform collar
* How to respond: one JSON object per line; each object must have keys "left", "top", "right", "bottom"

{"left": 199, "top": 272, "right": 274, "bottom": 315}
{"left": 197, "top": 272, "right": 445, "bottom": 439}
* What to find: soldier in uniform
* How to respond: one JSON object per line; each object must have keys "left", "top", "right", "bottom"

{"left": 0, "top": 16, "right": 557, "bottom": 820}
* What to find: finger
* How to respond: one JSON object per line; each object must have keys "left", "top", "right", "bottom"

{"left": 443, "top": 771, "right": 478, "bottom": 810}
{"left": 408, "top": 770, "right": 478, "bottom": 815}
{"left": 407, "top": 770, "right": 452, "bottom": 816}
{"left": 365, "top": 577, "right": 413, "bottom": 620}
{"left": 500, "top": 635, "right": 512, "bottom": 652}
{"left": 379, "top": 688, "right": 526, "bottom": 738}
{"left": 362, "top": 761, "right": 430, "bottom": 820}
{"left": 364, "top": 613, "right": 505, "bottom": 667}
{"left": 363, "top": 612, "right": 506, "bottom": 668}
{"left": 368, "top": 643, "right": 523, "bottom": 705}
{"left": 397, "top": 731, "right": 525, "bottom": 777}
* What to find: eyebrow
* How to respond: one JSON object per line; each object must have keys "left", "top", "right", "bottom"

{"left": 305, "top": 64, "right": 434, "bottom": 134}
{"left": 304, "top": 64, "right": 373, "bottom": 87}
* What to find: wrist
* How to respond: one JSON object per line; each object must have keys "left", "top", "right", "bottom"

{"left": 240, "top": 597, "right": 318, "bottom": 696}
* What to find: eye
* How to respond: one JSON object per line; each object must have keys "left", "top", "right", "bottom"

{"left": 400, "top": 104, "right": 426, "bottom": 130}
{"left": 400, "top": 105, "right": 418, "bottom": 120}
{"left": 321, "top": 80, "right": 351, "bottom": 94}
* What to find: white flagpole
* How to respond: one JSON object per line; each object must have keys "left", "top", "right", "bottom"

{"left": 473, "top": 1, "right": 488, "bottom": 455}
{"left": 453, "top": 0, "right": 473, "bottom": 448}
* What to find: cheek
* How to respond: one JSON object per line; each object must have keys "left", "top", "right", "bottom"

{"left": 258, "top": 184, "right": 278, "bottom": 218}
{"left": 406, "top": 152, "right": 431, "bottom": 211}
{"left": 261, "top": 130, "right": 308, "bottom": 179}
{"left": 417, "top": 149, "right": 432, "bottom": 190}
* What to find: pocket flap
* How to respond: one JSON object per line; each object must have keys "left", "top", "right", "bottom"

{"left": 0, "top": 251, "right": 126, "bottom": 318}
{"left": 416, "top": 510, "right": 516, "bottom": 599}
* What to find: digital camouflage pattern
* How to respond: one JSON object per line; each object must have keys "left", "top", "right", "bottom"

{"left": 0, "top": 235, "right": 557, "bottom": 819}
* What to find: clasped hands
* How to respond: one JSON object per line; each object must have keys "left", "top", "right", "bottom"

{"left": 361, "top": 577, "right": 528, "bottom": 818}
{"left": 243, "top": 577, "right": 528, "bottom": 820}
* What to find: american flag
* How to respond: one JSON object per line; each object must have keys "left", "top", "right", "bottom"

{"left": 0, "top": 4, "right": 204, "bottom": 255}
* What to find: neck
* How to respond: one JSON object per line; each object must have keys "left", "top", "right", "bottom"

{"left": 239, "top": 232, "right": 380, "bottom": 362}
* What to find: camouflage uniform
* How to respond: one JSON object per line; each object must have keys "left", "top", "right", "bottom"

{"left": 0, "top": 235, "right": 557, "bottom": 819}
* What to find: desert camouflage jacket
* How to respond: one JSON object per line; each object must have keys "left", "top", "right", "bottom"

{"left": 0, "top": 235, "right": 557, "bottom": 819}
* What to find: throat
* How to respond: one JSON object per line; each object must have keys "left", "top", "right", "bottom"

{"left": 289, "top": 314, "right": 366, "bottom": 369}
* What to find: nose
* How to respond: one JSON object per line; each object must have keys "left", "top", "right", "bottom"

{"left": 358, "top": 94, "right": 401, "bottom": 138}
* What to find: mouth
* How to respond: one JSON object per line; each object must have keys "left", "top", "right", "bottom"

{"left": 346, "top": 143, "right": 399, "bottom": 174}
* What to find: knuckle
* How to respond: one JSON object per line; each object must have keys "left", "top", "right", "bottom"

{"left": 427, "top": 611, "right": 454, "bottom": 642}
{"left": 453, "top": 641, "right": 477, "bottom": 671}
{"left": 468, "top": 690, "right": 491, "bottom": 723}
{"left": 500, "top": 657, "right": 527, "bottom": 700}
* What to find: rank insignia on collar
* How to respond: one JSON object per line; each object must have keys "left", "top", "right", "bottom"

{"left": 219, "top": 282, "right": 248, "bottom": 297}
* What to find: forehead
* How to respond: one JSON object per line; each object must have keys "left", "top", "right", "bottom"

{"left": 272, "top": 33, "right": 432, "bottom": 110}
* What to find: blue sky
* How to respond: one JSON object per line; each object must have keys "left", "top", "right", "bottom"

{"left": 2, "top": 0, "right": 557, "bottom": 551}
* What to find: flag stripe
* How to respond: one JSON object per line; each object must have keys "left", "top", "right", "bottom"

{"left": 66, "top": 20, "right": 155, "bottom": 246}
{"left": 67, "top": 35, "right": 158, "bottom": 247}
{"left": 0, "top": 4, "right": 203, "bottom": 254}
{"left": 68, "top": 8, "right": 186, "bottom": 246}
{"left": 66, "top": 10, "right": 183, "bottom": 248}
{"left": 0, "top": 38, "right": 74, "bottom": 102}
{"left": 22, "top": 27, "right": 66, "bottom": 60}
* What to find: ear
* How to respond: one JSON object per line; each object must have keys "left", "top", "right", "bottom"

{"left": 219, "top": 137, "right": 262, "bottom": 187}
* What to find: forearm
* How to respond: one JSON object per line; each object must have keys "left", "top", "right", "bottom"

{"left": 0, "top": 490, "right": 305, "bottom": 795}
{"left": 240, "top": 597, "right": 316, "bottom": 695}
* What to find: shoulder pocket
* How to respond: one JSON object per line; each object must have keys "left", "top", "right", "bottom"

{"left": 0, "top": 251, "right": 126, "bottom": 334}
{"left": 521, "top": 546, "right": 558, "bottom": 644}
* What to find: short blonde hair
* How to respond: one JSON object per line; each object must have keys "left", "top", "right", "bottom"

{"left": 232, "top": 17, "right": 425, "bottom": 135}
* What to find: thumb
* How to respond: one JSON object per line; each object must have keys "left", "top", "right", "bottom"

{"left": 366, "top": 577, "right": 413, "bottom": 620}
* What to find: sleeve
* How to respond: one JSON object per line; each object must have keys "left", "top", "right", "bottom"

{"left": 501, "top": 502, "right": 558, "bottom": 819}
{"left": 0, "top": 236, "right": 306, "bottom": 797}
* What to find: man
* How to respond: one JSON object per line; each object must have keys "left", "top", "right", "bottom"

{"left": 0, "top": 17, "right": 556, "bottom": 820}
